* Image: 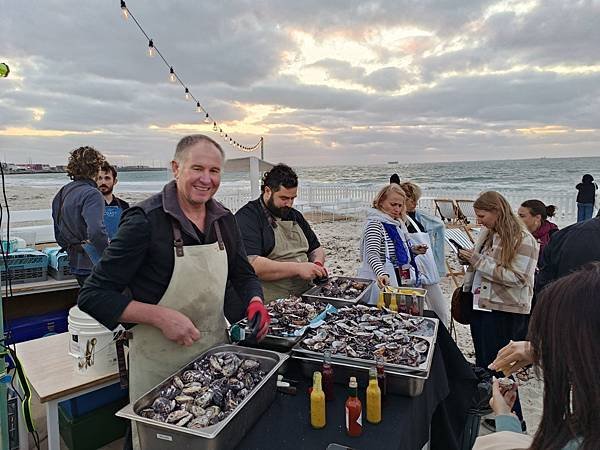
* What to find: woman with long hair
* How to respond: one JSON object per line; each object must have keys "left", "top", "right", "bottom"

{"left": 518, "top": 200, "right": 558, "bottom": 262}
{"left": 474, "top": 263, "right": 600, "bottom": 449}
{"left": 458, "top": 191, "right": 539, "bottom": 428}
{"left": 357, "top": 184, "right": 427, "bottom": 305}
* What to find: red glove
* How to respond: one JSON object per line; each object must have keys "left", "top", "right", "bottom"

{"left": 246, "top": 298, "right": 270, "bottom": 341}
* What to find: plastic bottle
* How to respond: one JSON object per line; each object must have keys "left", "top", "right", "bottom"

{"left": 366, "top": 367, "right": 381, "bottom": 424}
{"left": 377, "top": 290, "right": 386, "bottom": 309}
{"left": 376, "top": 355, "right": 387, "bottom": 402}
{"left": 389, "top": 294, "right": 398, "bottom": 312}
{"left": 310, "top": 371, "right": 326, "bottom": 429}
{"left": 322, "top": 350, "right": 335, "bottom": 401}
{"left": 345, "top": 376, "right": 362, "bottom": 437}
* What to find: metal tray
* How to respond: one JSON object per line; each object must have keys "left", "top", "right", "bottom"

{"left": 291, "top": 313, "right": 439, "bottom": 375}
{"left": 116, "top": 344, "right": 289, "bottom": 450}
{"left": 302, "top": 276, "right": 375, "bottom": 309}
{"left": 292, "top": 354, "right": 427, "bottom": 397}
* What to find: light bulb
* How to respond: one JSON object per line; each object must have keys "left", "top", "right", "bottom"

{"left": 204, "top": 113, "right": 211, "bottom": 124}
{"left": 196, "top": 102, "right": 202, "bottom": 112}
{"left": 148, "top": 39, "right": 155, "bottom": 57}
{"left": 169, "top": 67, "right": 176, "bottom": 82}
{"left": 213, "top": 122, "right": 218, "bottom": 132}
{"left": 219, "top": 128, "right": 223, "bottom": 137}
{"left": 185, "top": 88, "right": 190, "bottom": 101}
{"left": 121, "top": 1, "right": 129, "bottom": 19}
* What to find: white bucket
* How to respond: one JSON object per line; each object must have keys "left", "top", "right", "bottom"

{"left": 68, "top": 306, "right": 121, "bottom": 376}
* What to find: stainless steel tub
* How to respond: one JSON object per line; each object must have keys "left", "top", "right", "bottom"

{"left": 302, "top": 276, "right": 374, "bottom": 308}
{"left": 292, "top": 354, "right": 428, "bottom": 397}
{"left": 116, "top": 344, "right": 289, "bottom": 450}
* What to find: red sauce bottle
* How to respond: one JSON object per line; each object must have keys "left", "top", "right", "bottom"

{"left": 345, "top": 376, "right": 362, "bottom": 437}
{"left": 322, "top": 350, "right": 335, "bottom": 401}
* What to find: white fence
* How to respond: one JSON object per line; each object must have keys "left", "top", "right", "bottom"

{"left": 4, "top": 186, "right": 580, "bottom": 244}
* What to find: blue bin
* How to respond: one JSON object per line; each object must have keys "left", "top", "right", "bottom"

{"left": 4, "top": 310, "right": 69, "bottom": 345}
{"left": 59, "top": 383, "right": 129, "bottom": 418}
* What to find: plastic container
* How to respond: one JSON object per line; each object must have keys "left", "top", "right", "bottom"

{"left": 4, "top": 310, "right": 69, "bottom": 345}
{"left": 58, "top": 397, "right": 128, "bottom": 450}
{"left": 59, "top": 383, "right": 128, "bottom": 418}
{"left": 67, "top": 306, "right": 120, "bottom": 376}
{"left": 43, "top": 246, "right": 74, "bottom": 280}
{"left": 0, "top": 249, "right": 48, "bottom": 285}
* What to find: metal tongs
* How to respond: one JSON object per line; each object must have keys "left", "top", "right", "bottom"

{"left": 229, "top": 314, "right": 261, "bottom": 346}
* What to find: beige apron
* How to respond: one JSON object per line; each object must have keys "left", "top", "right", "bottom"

{"left": 261, "top": 219, "right": 312, "bottom": 303}
{"left": 129, "top": 220, "right": 228, "bottom": 448}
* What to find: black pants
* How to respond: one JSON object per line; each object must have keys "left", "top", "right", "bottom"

{"left": 470, "top": 309, "right": 529, "bottom": 422}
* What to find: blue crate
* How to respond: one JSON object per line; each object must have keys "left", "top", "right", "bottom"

{"left": 4, "top": 310, "right": 68, "bottom": 345}
{"left": 59, "top": 383, "right": 128, "bottom": 418}
{"left": 1, "top": 249, "right": 48, "bottom": 285}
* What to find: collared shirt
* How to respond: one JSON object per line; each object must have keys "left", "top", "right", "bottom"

{"left": 235, "top": 197, "right": 321, "bottom": 258}
{"left": 78, "top": 180, "right": 263, "bottom": 330}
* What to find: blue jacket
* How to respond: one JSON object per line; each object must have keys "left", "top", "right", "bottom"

{"left": 414, "top": 211, "right": 446, "bottom": 277}
{"left": 51, "top": 179, "right": 108, "bottom": 275}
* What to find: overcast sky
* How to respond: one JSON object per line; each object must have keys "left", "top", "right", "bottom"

{"left": 1, "top": 0, "right": 599, "bottom": 167}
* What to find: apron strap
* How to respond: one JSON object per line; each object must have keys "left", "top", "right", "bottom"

{"left": 171, "top": 220, "right": 185, "bottom": 257}
{"left": 214, "top": 221, "right": 225, "bottom": 251}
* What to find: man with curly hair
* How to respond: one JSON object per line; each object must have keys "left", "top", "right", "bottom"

{"left": 51, "top": 146, "right": 109, "bottom": 286}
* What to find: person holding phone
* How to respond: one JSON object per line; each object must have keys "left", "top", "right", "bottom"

{"left": 458, "top": 191, "right": 538, "bottom": 431}
{"left": 474, "top": 263, "right": 600, "bottom": 449}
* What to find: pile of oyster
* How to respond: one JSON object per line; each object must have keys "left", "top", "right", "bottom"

{"left": 137, "top": 352, "right": 265, "bottom": 429}
{"left": 267, "top": 297, "right": 327, "bottom": 336}
{"left": 299, "top": 305, "right": 433, "bottom": 368}
{"left": 313, "top": 277, "right": 370, "bottom": 300}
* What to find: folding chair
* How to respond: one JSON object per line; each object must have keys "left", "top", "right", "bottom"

{"left": 433, "top": 199, "right": 460, "bottom": 223}
{"left": 444, "top": 226, "right": 476, "bottom": 287}
{"left": 456, "top": 199, "right": 476, "bottom": 226}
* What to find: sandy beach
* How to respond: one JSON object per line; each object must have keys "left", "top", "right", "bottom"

{"left": 5, "top": 184, "right": 543, "bottom": 439}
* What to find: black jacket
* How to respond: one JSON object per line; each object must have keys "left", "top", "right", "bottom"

{"left": 78, "top": 181, "right": 262, "bottom": 330}
{"left": 576, "top": 181, "right": 597, "bottom": 204}
{"left": 536, "top": 218, "right": 600, "bottom": 295}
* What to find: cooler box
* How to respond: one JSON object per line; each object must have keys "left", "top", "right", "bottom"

{"left": 0, "top": 248, "right": 48, "bottom": 285}
{"left": 3, "top": 310, "right": 69, "bottom": 345}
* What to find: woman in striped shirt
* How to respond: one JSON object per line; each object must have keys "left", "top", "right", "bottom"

{"left": 357, "top": 184, "right": 427, "bottom": 305}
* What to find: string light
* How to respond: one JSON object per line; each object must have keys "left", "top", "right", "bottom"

{"left": 120, "top": 0, "right": 129, "bottom": 19}
{"left": 147, "top": 39, "right": 155, "bottom": 57}
{"left": 120, "top": 3, "right": 262, "bottom": 153}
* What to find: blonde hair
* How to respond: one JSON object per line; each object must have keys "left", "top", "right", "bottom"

{"left": 400, "top": 181, "right": 422, "bottom": 202}
{"left": 473, "top": 191, "right": 525, "bottom": 268}
{"left": 372, "top": 184, "right": 406, "bottom": 210}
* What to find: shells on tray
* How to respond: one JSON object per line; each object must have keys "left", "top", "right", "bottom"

{"left": 311, "top": 277, "right": 369, "bottom": 299}
{"left": 299, "top": 305, "right": 432, "bottom": 368}
{"left": 265, "top": 297, "right": 327, "bottom": 336}
{"left": 137, "top": 352, "right": 265, "bottom": 429}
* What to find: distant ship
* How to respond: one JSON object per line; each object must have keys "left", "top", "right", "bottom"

{"left": 387, "top": 161, "right": 398, "bottom": 165}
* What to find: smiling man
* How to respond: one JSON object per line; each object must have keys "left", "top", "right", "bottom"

{"left": 235, "top": 163, "right": 327, "bottom": 302}
{"left": 78, "top": 134, "right": 269, "bottom": 447}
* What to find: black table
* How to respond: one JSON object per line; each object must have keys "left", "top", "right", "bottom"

{"left": 238, "top": 317, "right": 477, "bottom": 450}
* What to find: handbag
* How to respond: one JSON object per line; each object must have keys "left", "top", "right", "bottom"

{"left": 404, "top": 216, "right": 440, "bottom": 285}
{"left": 451, "top": 285, "right": 473, "bottom": 325}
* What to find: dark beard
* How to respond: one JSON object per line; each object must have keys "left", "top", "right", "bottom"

{"left": 266, "top": 195, "right": 291, "bottom": 219}
{"left": 99, "top": 185, "right": 114, "bottom": 195}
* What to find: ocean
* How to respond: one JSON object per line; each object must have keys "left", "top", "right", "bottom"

{"left": 5, "top": 156, "right": 598, "bottom": 198}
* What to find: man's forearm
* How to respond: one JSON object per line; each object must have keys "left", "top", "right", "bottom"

{"left": 251, "top": 256, "right": 300, "bottom": 281}
{"left": 308, "top": 247, "right": 325, "bottom": 264}
{"left": 119, "top": 300, "right": 165, "bottom": 327}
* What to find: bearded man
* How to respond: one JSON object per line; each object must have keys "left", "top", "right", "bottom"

{"left": 235, "top": 164, "right": 327, "bottom": 302}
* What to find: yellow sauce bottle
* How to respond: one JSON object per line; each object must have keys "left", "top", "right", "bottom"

{"left": 366, "top": 367, "right": 381, "bottom": 424}
{"left": 310, "top": 371, "right": 326, "bottom": 429}
{"left": 389, "top": 294, "right": 398, "bottom": 312}
{"left": 377, "top": 289, "right": 386, "bottom": 309}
